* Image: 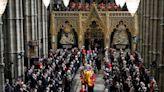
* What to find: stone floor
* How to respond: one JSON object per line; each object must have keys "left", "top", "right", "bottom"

{"left": 93, "top": 72, "right": 104, "bottom": 92}
{"left": 71, "top": 70, "right": 104, "bottom": 92}
{"left": 71, "top": 53, "right": 105, "bottom": 92}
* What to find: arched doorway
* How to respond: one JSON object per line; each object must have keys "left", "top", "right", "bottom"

{"left": 84, "top": 21, "right": 104, "bottom": 51}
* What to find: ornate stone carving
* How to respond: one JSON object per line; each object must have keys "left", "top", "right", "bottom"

{"left": 50, "top": 4, "right": 138, "bottom": 50}
{"left": 112, "top": 21, "right": 130, "bottom": 49}
{"left": 113, "top": 22, "right": 129, "bottom": 45}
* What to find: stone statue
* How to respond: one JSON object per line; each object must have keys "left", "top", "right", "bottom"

{"left": 60, "top": 33, "right": 75, "bottom": 44}
{"left": 59, "top": 21, "right": 75, "bottom": 44}
{"left": 112, "top": 21, "right": 129, "bottom": 49}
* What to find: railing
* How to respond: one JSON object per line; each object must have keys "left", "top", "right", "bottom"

{"left": 52, "top": 11, "right": 132, "bottom": 17}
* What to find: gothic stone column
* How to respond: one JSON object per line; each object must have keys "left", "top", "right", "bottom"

{"left": 0, "top": 16, "right": 5, "bottom": 92}
{"left": 5, "top": 0, "right": 24, "bottom": 83}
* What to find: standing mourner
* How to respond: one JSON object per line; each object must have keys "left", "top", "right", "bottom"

{"left": 103, "top": 48, "right": 158, "bottom": 92}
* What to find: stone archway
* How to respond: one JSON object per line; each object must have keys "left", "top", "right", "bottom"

{"left": 81, "top": 4, "right": 106, "bottom": 51}
{"left": 84, "top": 21, "right": 104, "bottom": 51}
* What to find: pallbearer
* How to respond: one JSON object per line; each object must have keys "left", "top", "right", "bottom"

{"left": 80, "top": 64, "right": 96, "bottom": 92}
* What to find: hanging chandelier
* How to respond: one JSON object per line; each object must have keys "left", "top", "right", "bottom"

{"left": 42, "top": 0, "right": 50, "bottom": 8}
{"left": 0, "top": 0, "right": 8, "bottom": 16}
{"left": 63, "top": 0, "right": 70, "bottom": 7}
{"left": 126, "top": 0, "right": 140, "bottom": 16}
{"left": 115, "top": 0, "right": 126, "bottom": 8}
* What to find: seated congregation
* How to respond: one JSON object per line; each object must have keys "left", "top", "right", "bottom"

{"left": 5, "top": 47, "right": 158, "bottom": 92}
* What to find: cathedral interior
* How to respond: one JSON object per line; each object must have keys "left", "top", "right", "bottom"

{"left": 0, "top": 0, "right": 164, "bottom": 92}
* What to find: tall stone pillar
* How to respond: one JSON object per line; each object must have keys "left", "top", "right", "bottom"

{"left": 19, "top": 0, "right": 25, "bottom": 80}
{"left": 42, "top": 2, "right": 48, "bottom": 57}
{"left": 0, "top": 17, "right": 5, "bottom": 92}
{"left": 46, "top": 24, "right": 49, "bottom": 56}
{"left": 24, "top": 0, "right": 49, "bottom": 66}
{"left": 34, "top": 0, "right": 39, "bottom": 57}
{"left": 152, "top": 0, "right": 158, "bottom": 63}
{"left": 6, "top": 0, "right": 16, "bottom": 82}
{"left": 158, "top": 0, "right": 164, "bottom": 91}
{"left": 14, "top": 0, "right": 24, "bottom": 80}
{"left": 45, "top": 7, "right": 49, "bottom": 57}
{"left": 24, "top": 0, "right": 32, "bottom": 68}
{"left": 24, "top": 0, "right": 39, "bottom": 66}
{"left": 147, "top": 0, "right": 152, "bottom": 65}
{"left": 31, "top": 0, "right": 38, "bottom": 57}
{"left": 149, "top": 0, "right": 153, "bottom": 64}
{"left": 138, "top": 0, "right": 144, "bottom": 54}
{"left": 142, "top": 0, "right": 146, "bottom": 63}
{"left": 145, "top": 0, "right": 150, "bottom": 66}
{"left": 142, "top": 0, "right": 151, "bottom": 66}
{"left": 37, "top": 0, "right": 43, "bottom": 57}
{"left": 5, "top": 0, "right": 24, "bottom": 82}
{"left": 15, "top": 0, "right": 24, "bottom": 79}
{"left": 159, "top": 0, "right": 164, "bottom": 65}
{"left": 139, "top": 0, "right": 164, "bottom": 91}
